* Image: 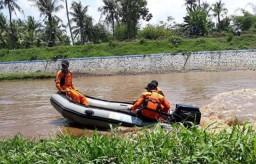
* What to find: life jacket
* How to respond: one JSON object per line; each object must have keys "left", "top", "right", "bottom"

{"left": 60, "top": 71, "right": 72, "bottom": 86}
{"left": 141, "top": 92, "right": 164, "bottom": 120}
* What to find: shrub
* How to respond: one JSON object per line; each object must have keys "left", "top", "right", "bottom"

{"left": 0, "top": 49, "right": 9, "bottom": 58}
{"left": 226, "top": 33, "right": 234, "bottom": 42}
{"left": 138, "top": 38, "right": 146, "bottom": 45}
{"left": 108, "top": 40, "right": 117, "bottom": 48}
{"left": 138, "top": 25, "right": 171, "bottom": 40}
{"left": 169, "top": 36, "right": 182, "bottom": 47}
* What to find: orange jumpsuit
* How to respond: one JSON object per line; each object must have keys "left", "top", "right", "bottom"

{"left": 131, "top": 90, "right": 170, "bottom": 120}
{"left": 55, "top": 70, "right": 89, "bottom": 106}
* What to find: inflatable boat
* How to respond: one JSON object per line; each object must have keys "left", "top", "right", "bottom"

{"left": 50, "top": 93, "right": 201, "bottom": 129}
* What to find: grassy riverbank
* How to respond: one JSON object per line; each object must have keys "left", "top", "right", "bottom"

{"left": 1, "top": 35, "right": 256, "bottom": 81}
{"left": 0, "top": 72, "right": 54, "bottom": 81}
{"left": 1, "top": 34, "right": 256, "bottom": 62}
{"left": 1, "top": 123, "right": 255, "bottom": 163}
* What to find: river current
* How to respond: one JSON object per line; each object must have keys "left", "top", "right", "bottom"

{"left": 0, "top": 71, "right": 256, "bottom": 138}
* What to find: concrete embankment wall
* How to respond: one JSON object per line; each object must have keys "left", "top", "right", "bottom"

{"left": 0, "top": 50, "right": 256, "bottom": 75}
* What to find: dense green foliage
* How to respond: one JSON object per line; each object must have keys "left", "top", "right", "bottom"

{"left": 1, "top": 34, "right": 256, "bottom": 62}
{"left": 0, "top": 0, "right": 256, "bottom": 49}
{"left": 1, "top": 123, "right": 256, "bottom": 163}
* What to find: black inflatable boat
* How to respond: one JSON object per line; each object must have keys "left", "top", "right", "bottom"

{"left": 50, "top": 93, "right": 201, "bottom": 129}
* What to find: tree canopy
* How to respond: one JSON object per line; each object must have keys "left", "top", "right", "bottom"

{"left": 0, "top": 0, "right": 255, "bottom": 49}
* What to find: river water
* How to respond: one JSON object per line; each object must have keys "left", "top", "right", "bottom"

{"left": 0, "top": 71, "right": 256, "bottom": 138}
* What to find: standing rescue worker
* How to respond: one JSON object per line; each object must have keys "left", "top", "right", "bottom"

{"left": 55, "top": 60, "right": 89, "bottom": 106}
{"left": 151, "top": 80, "right": 165, "bottom": 96}
{"left": 129, "top": 82, "right": 170, "bottom": 121}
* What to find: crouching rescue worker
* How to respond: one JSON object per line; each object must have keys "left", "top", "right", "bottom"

{"left": 151, "top": 80, "right": 165, "bottom": 96}
{"left": 129, "top": 82, "right": 170, "bottom": 121}
{"left": 55, "top": 60, "right": 89, "bottom": 106}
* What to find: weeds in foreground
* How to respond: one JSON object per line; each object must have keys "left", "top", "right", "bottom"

{"left": 0, "top": 123, "right": 256, "bottom": 163}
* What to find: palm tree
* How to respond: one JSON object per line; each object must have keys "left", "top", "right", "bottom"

{"left": 29, "top": 0, "right": 64, "bottom": 47}
{"left": 0, "top": 0, "right": 4, "bottom": 9}
{"left": 183, "top": 6, "right": 212, "bottom": 36}
{"left": 98, "top": 0, "right": 120, "bottom": 36}
{"left": 198, "top": 0, "right": 200, "bottom": 7}
{"left": 44, "top": 17, "right": 67, "bottom": 45}
{"left": 25, "top": 16, "right": 43, "bottom": 46}
{"left": 90, "top": 23, "right": 110, "bottom": 43}
{"left": 69, "top": 1, "right": 92, "bottom": 44}
{"left": 212, "top": 0, "right": 227, "bottom": 31}
{"left": 0, "top": 12, "right": 7, "bottom": 32}
{"left": 0, "top": 12, "right": 8, "bottom": 48}
{"left": 65, "top": 0, "right": 74, "bottom": 45}
{"left": 184, "top": 0, "right": 197, "bottom": 9}
{"left": 12, "top": 18, "right": 27, "bottom": 48}
{"left": 2, "top": 0, "right": 23, "bottom": 48}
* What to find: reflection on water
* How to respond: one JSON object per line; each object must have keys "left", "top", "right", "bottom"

{"left": 0, "top": 71, "right": 256, "bottom": 138}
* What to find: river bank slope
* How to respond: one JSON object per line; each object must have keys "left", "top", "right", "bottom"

{"left": 1, "top": 49, "right": 256, "bottom": 77}
{"left": 1, "top": 35, "right": 256, "bottom": 79}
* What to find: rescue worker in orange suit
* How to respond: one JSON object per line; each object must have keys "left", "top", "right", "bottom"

{"left": 129, "top": 82, "right": 170, "bottom": 121}
{"left": 55, "top": 60, "right": 89, "bottom": 106}
{"left": 132, "top": 80, "right": 165, "bottom": 104}
{"left": 151, "top": 80, "right": 165, "bottom": 96}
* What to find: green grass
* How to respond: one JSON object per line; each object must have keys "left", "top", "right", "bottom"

{"left": 1, "top": 123, "right": 256, "bottom": 163}
{"left": 1, "top": 34, "right": 256, "bottom": 80}
{"left": 0, "top": 72, "right": 55, "bottom": 81}
{"left": 1, "top": 34, "right": 256, "bottom": 62}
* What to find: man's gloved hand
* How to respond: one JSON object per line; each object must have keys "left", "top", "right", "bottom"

{"left": 128, "top": 108, "right": 138, "bottom": 115}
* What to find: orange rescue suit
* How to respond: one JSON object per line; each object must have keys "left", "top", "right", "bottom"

{"left": 131, "top": 91, "right": 170, "bottom": 120}
{"left": 55, "top": 70, "right": 89, "bottom": 106}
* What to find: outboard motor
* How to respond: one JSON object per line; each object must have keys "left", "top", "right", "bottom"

{"left": 173, "top": 104, "right": 201, "bottom": 125}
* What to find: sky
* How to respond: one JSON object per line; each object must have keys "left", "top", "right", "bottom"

{"left": 2, "top": 0, "right": 256, "bottom": 27}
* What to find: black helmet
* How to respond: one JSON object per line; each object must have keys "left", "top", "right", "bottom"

{"left": 61, "top": 60, "right": 69, "bottom": 67}
{"left": 145, "top": 82, "right": 157, "bottom": 90}
{"left": 151, "top": 80, "right": 158, "bottom": 86}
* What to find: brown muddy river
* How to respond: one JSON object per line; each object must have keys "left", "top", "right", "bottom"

{"left": 1, "top": 71, "right": 256, "bottom": 138}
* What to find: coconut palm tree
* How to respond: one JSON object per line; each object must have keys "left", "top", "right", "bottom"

{"left": 65, "top": 0, "right": 74, "bottom": 45}
{"left": 98, "top": 0, "right": 120, "bottom": 36}
{"left": 0, "top": 12, "right": 8, "bottom": 48}
{"left": 212, "top": 0, "right": 227, "bottom": 31}
{"left": 0, "top": 0, "right": 4, "bottom": 9}
{"left": 69, "top": 1, "right": 92, "bottom": 44}
{"left": 44, "top": 17, "right": 68, "bottom": 45}
{"left": 2, "top": 0, "right": 23, "bottom": 48}
{"left": 198, "top": 0, "right": 200, "bottom": 7}
{"left": 29, "top": 0, "right": 63, "bottom": 47}
{"left": 184, "top": 0, "right": 197, "bottom": 9}
{"left": 0, "top": 12, "right": 7, "bottom": 32}
{"left": 25, "top": 16, "right": 43, "bottom": 47}
{"left": 90, "top": 23, "right": 110, "bottom": 43}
